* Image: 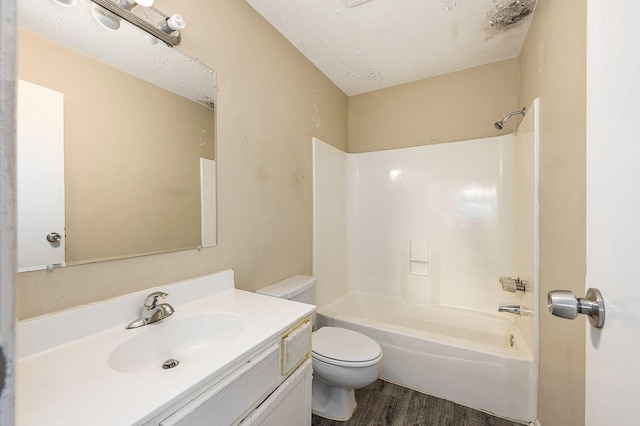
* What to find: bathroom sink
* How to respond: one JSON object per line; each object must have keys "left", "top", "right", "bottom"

{"left": 108, "top": 312, "right": 245, "bottom": 374}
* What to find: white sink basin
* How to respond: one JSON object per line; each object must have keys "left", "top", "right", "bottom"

{"left": 108, "top": 312, "right": 245, "bottom": 374}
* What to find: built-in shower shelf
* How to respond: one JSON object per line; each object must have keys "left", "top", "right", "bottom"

{"left": 409, "top": 236, "right": 431, "bottom": 277}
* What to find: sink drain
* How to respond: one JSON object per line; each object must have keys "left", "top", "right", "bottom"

{"left": 162, "top": 358, "right": 180, "bottom": 369}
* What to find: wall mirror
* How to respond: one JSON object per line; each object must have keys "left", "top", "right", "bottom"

{"left": 16, "top": 0, "right": 217, "bottom": 272}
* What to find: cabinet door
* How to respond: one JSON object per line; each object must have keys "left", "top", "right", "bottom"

{"left": 160, "top": 344, "right": 281, "bottom": 426}
{"left": 240, "top": 359, "right": 312, "bottom": 426}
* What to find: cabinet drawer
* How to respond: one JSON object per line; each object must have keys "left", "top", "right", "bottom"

{"left": 160, "top": 343, "right": 281, "bottom": 426}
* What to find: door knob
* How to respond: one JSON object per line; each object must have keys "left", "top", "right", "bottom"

{"left": 46, "top": 232, "right": 62, "bottom": 243}
{"left": 547, "top": 288, "right": 605, "bottom": 328}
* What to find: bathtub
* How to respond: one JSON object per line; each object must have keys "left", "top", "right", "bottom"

{"left": 315, "top": 292, "right": 536, "bottom": 423}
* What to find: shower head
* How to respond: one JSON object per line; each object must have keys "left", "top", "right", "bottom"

{"left": 494, "top": 108, "right": 526, "bottom": 131}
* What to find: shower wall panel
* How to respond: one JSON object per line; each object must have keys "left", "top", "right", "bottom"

{"left": 312, "top": 138, "right": 349, "bottom": 307}
{"left": 347, "top": 136, "right": 517, "bottom": 313}
{"left": 313, "top": 131, "right": 538, "bottom": 316}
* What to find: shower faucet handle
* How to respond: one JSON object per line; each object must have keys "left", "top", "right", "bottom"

{"left": 499, "top": 276, "right": 528, "bottom": 293}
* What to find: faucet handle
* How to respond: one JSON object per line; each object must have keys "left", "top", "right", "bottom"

{"left": 144, "top": 291, "right": 168, "bottom": 308}
{"left": 499, "top": 276, "right": 528, "bottom": 293}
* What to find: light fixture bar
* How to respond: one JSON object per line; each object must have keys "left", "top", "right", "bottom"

{"left": 90, "top": 0, "right": 181, "bottom": 46}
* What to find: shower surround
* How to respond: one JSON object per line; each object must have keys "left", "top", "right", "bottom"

{"left": 312, "top": 100, "right": 538, "bottom": 423}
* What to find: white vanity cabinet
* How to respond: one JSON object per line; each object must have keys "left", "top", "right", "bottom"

{"left": 154, "top": 320, "right": 312, "bottom": 426}
{"left": 16, "top": 270, "right": 316, "bottom": 426}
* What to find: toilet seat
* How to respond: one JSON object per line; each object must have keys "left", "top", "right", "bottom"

{"left": 312, "top": 327, "right": 382, "bottom": 367}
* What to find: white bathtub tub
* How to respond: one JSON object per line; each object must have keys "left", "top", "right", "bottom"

{"left": 315, "top": 292, "right": 536, "bottom": 423}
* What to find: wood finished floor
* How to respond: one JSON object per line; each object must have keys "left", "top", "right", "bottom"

{"left": 311, "top": 380, "right": 525, "bottom": 426}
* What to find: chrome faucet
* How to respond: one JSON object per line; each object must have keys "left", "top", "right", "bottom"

{"left": 498, "top": 305, "right": 522, "bottom": 316}
{"left": 125, "top": 291, "right": 175, "bottom": 329}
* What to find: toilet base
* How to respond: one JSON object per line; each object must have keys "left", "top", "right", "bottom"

{"left": 311, "top": 376, "right": 357, "bottom": 421}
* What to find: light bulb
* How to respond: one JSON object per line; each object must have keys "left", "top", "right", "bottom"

{"left": 91, "top": 4, "right": 120, "bottom": 31}
{"left": 159, "top": 14, "right": 185, "bottom": 33}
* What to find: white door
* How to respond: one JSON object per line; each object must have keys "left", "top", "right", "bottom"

{"left": 585, "top": 1, "right": 640, "bottom": 425}
{"left": 16, "top": 80, "right": 65, "bottom": 271}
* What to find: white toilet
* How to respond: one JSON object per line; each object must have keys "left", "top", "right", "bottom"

{"left": 257, "top": 275, "right": 383, "bottom": 421}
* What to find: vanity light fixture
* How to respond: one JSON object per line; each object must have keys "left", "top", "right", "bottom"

{"left": 117, "top": 0, "right": 154, "bottom": 11}
{"left": 159, "top": 14, "right": 186, "bottom": 34}
{"left": 89, "top": 0, "right": 185, "bottom": 46}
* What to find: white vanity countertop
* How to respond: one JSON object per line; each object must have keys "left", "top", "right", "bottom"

{"left": 16, "top": 270, "right": 315, "bottom": 425}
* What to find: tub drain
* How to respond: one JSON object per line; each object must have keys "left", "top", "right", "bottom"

{"left": 162, "top": 358, "right": 180, "bottom": 369}
{"left": 509, "top": 334, "right": 515, "bottom": 347}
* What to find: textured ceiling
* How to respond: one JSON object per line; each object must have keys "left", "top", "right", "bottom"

{"left": 247, "top": 0, "right": 537, "bottom": 96}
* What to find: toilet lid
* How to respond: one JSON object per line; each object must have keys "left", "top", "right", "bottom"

{"left": 312, "top": 327, "right": 382, "bottom": 366}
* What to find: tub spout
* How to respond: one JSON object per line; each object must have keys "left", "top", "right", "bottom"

{"left": 498, "top": 305, "right": 522, "bottom": 316}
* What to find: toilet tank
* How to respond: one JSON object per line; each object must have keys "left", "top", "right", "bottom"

{"left": 256, "top": 275, "right": 317, "bottom": 305}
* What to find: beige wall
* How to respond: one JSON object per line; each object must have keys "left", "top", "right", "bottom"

{"left": 16, "top": 0, "right": 348, "bottom": 319}
{"left": 18, "top": 29, "right": 215, "bottom": 263}
{"left": 348, "top": 58, "right": 520, "bottom": 152}
{"left": 519, "top": 1, "right": 586, "bottom": 425}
